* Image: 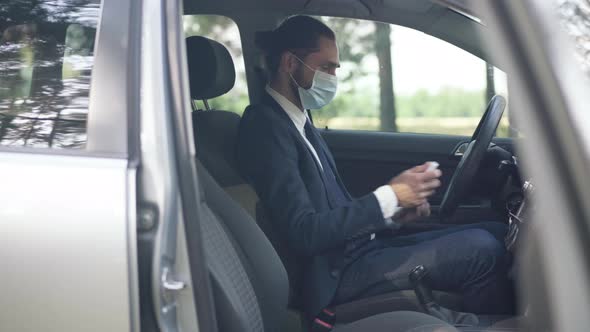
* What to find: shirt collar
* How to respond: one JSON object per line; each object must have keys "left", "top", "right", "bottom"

{"left": 265, "top": 85, "right": 308, "bottom": 133}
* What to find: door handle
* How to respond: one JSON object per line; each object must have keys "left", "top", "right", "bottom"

{"left": 453, "top": 142, "right": 469, "bottom": 157}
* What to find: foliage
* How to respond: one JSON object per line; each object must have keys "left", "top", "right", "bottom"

{"left": 314, "top": 88, "right": 487, "bottom": 120}
{"left": 317, "top": 17, "right": 376, "bottom": 82}
{"left": 557, "top": 0, "right": 590, "bottom": 76}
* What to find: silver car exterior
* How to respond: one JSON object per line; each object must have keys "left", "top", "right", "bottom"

{"left": 0, "top": 0, "right": 141, "bottom": 330}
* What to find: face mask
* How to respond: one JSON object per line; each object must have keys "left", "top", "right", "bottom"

{"left": 289, "top": 54, "right": 338, "bottom": 110}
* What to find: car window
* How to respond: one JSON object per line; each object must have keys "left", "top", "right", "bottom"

{"left": 0, "top": 0, "right": 102, "bottom": 149}
{"left": 183, "top": 15, "right": 249, "bottom": 114}
{"left": 311, "top": 16, "right": 510, "bottom": 137}
{"left": 555, "top": 0, "right": 590, "bottom": 78}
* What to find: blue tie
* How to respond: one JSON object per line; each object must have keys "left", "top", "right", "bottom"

{"left": 304, "top": 120, "right": 350, "bottom": 208}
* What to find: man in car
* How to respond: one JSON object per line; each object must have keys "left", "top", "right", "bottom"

{"left": 236, "top": 15, "right": 513, "bottom": 321}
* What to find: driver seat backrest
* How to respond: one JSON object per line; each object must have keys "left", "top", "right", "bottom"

{"left": 197, "top": 159, "right": 289, "bottom": 331}
{"left": 185, "top": 35, "right": 259, "bottom": 218}
{"left": 185, "top": 35, "right": 306, "bottom": 308}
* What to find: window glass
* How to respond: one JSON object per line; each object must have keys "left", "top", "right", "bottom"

{"left": 555, "top": 0, "right": 590, "bottom": 78}
{"left": 313, "top": 17, "right": 510, "bottom": 137}
{"left": 0, "top": 0, "right": 101, "bottom": 149}
{"left": 183, "top": 15, "right": 249, "bottom": 114}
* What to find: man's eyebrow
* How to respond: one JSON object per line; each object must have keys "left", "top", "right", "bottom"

{"left": 327, "top": 61, "right": 341, "bottom": 68}
{"left": 290, "top": 48, "right": 320, "bottom": 56}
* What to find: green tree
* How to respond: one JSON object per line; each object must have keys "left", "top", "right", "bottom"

{"left": 318, "top": 17, "right": 397, "bottom": 130}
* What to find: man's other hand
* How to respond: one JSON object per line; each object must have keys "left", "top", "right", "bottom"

{"left": 394, "top": 202, "right": 431, "bottom": 224}
{"left": 389, "top": 163, "right": 442, "bottom": 208}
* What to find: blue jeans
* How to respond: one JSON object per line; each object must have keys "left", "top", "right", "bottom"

{"left": 333, "top": 222, "right": 514, "bottom": 314}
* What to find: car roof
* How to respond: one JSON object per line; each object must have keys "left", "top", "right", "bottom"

{"left": 183, "top": 0, "right": 503, "bottom": 67}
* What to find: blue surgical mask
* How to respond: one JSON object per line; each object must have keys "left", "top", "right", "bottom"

{"left": 289, "top": 54, "right": 338, "bottom": 110}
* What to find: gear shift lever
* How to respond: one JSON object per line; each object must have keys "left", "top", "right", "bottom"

{"left": 409, "top": 265, "right": 479, "bottom": 327}
{"left": 409, "top": 265, "right": 436, "bottom": 307}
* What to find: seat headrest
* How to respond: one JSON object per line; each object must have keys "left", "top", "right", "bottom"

{"left": 186, "top": 36, "right": 236, "bottom": 100}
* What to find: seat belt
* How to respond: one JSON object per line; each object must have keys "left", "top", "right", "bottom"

{"left": 311, "top": 308, "right": 336, "bottom": 332}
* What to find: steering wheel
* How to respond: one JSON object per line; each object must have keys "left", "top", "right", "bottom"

{"left": 438, "top": 95, "right": 507, "bottom": 219}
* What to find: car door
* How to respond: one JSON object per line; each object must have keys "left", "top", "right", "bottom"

{"left": 476, "top": 0, "right": 590, "bottom": 330}
{"left": 138, "top": 0, "right": 219, "bottom": 331}
{"left": 0, "top": 0, "right": 140, "bottom": 330}
{"left": 310, "top": 16, "right": 516, "bottom": 223}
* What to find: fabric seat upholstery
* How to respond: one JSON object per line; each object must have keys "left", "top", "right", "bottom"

{"left": 197, "top": 159, "right": 458, "bottom": 331}
{"left": 191, "top": 110, "right": 261, "bottom": 216}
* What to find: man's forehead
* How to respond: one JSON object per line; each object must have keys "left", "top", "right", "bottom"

{"left": 308, "top": 37, "right": 340, "bottom": 65}
{"left": 317, "top": 36, "right": 338, "bottom": 53}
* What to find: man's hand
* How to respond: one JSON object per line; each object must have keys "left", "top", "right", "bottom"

{"left": 394, "top": 202, "right": 431, "bottom": 224}
{"left": 389, "top": 163, "right": 442, "bottom": 208}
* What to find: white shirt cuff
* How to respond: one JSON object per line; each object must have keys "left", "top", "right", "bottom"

{"left": 373, "top": 185, "right": 403, "bottom": 219}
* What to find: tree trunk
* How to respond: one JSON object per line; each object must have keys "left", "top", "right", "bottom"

{"left": 485, "top": 62, "right": 496, "bottom": 102}
{"left": 0, "top": 115, "right": 14, "bottom": 142}
{"left": 375, "top": 23, "right": 397, "bottom": 132}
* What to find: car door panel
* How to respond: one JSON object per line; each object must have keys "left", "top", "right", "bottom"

{"left": 322, "top": 130, "right": 462, "bottom": 202}
{"left": 321, "top": 129, "right": 514, "bottom": 222}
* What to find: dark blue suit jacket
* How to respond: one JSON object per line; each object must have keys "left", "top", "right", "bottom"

{"left": 236, "top": 93, "right": 387, "bottom": 319}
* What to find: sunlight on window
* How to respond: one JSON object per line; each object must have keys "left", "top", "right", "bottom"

{"left": 555, "top": 0, "right": 590, "bottom": 78}
{"left": 313, "top": 17, "right": 510, "bottom": 137}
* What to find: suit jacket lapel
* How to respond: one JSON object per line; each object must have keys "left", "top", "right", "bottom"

{"left": 313, "top": 130, "right": 352, "bottom": 200}
{"left": 263, "top": 93, "right": 333, "bottom": 169}
{"left": 262, "top": 93, "right": 337, "bottom": 200}
{"left": 262, "top": 93, "right": 326, "bottom": 171}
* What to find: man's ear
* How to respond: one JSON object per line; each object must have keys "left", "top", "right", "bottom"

{"left": 279, "top": 51, "right": 298, "bottom": 74}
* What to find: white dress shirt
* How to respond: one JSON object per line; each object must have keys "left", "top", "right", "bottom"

{"left": 265, "top": 85, "right": 402, "bottom": 224}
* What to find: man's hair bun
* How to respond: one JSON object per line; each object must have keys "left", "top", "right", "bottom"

{"left": 255, "top": 30, "right": 279, "bottom": 54}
